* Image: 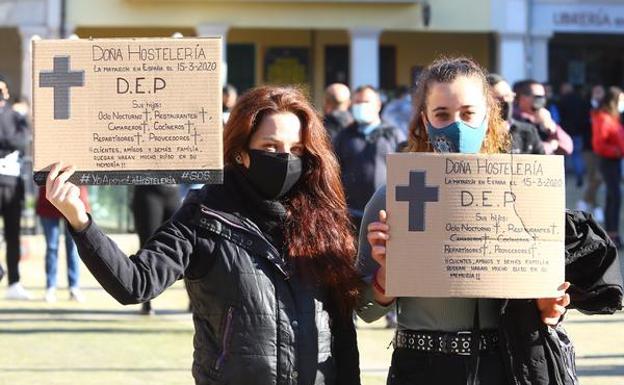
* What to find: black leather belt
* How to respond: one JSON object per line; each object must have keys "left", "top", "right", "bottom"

{"left": 394, "top": 329, "right": 500, "bottom": 356}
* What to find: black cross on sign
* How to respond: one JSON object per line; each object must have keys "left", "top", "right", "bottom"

{"left": 395, "top": 171, "right": 439, "bottom": 232}
{"left": 39, "top": 56, "right": 85, "bottom": 120}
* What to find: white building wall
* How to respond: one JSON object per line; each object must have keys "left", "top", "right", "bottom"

{"left": 0, "top": 0, "right": 61, "bottom": 102}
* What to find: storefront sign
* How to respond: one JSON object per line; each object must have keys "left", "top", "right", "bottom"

{"left": 534, "top": 3, "right": 624, "bottom": 33}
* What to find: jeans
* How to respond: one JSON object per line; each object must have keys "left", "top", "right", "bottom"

{"left": 41, "top": 217, "right": 80, "bottom": 289}
{"left": 386, "top": 347, "right": 506, "bottom": 385}
{"left": 582, "top": 151, "right": 602, "bottom": 206}
{"left": 569, "top": 136, "right": 585, "bottom": 186}
{"left": 599, "top": 157, "right": 621, "bottom": 234}
{"left": 0, "top": 182, "right": 24, "bottom": 285}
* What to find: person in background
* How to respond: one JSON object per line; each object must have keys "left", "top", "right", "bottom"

{"left": 381, "top": 85, "right": 413, "bottom": 136}
{"left": 334, "top": 85, "right": 404, "bottom": 328}
{"left": 323, "top": 83, "right": 353, "bottom": 140}
{"left": 544, "top": 83, "right": 561, "bottom": 124}
{"left": 590, "top": 85, "right": 606, "bottom": 110}
{"left": 36, "top": 186, "right": 90, "bottom": 302}
{"left": 222, "top": 83, "right": 238, "bottom": 124}
{"left": 591, "top": 86, "right": 624, "bottom": 248}
{"left": 11, "top": 98, "right": 30, "bottom": 118}
{"left": 131, "top": 185, "right": 181, "bottom": 315}
{"left": 487, "top": 74, "right": 544, "bottom": 154}
{"left": 578, "top": 85, "right": 606, "bottom": 222}
{"left": 559, "top": 82, "right": 592, "bottom": 187}
{"left": 333, "top": 85, "right": 405, "bottom": 232}
{"left": 0, "top": 78, "right": 31, "bottom": 300}
{"left": 513, "top": 79, "right": 573, "bottom": 155}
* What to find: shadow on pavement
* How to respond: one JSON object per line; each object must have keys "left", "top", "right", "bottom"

{"left": 0, "top": 367, "right": 187, "bottom": 372}
{"left": 0, "top": 308, "right": 190, "bottom": 316}
{"left": 0, "top": 327, "right": 191, "bottom": 334}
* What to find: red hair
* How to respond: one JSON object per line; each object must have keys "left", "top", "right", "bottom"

{"left": 224, "top": 86, "right": 361, "bottom": 318}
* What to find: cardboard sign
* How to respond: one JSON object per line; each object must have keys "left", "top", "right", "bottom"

{"left": 386, "top": 153, "right": 565, "bottom": 298}
{"left": 32, "top": 38, "right": 223, "bottom": 185}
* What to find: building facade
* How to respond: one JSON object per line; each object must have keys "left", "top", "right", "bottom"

{"left": 4, "top": 1, "right": 622, "bottom": 105}
{"left": 1, "top": 0, "right": 621, "bottom": 231}
{"left": 535, "top": 0, "right": 624, "bottom": 88}
{"left": 64, "top": 0, "right": 496, "bottom": 106}
{"left": 494, "top": 0, "right": 624, "bottom": 89}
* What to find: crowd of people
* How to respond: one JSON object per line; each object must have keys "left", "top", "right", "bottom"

{"left": 326, "top": 74, "right": 624, "bottom": 250}
{"left": 1, "top": 56, "right": 623, "bottom": 385}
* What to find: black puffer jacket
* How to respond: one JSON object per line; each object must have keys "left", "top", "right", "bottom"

{"left": 499, "top": 209, "right": 623, "bottom": 385}
{"left": 71, "top": 168, "right": 360, "bottom": 385}
{"left": 0, "top": 104, "right": 29, "bottom": 186}
{"left": 510, "top": 119, "right": 545, "bottom": 155}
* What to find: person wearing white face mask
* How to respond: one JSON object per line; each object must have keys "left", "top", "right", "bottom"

{"left": 334, "top": 85, "right": 405, "bottom": 329}
{"left": 333, "top": 85, "right": 405, "bottom": 233}
{"left": 591, "top": 86, "right": 624, "bottom": 247}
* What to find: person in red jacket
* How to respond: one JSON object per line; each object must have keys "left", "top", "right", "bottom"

{"left": 591, "top": 86, "right": 624, "bottom": 247}
{"left": 36, "top": 186, "right": 90, "bottom": 302}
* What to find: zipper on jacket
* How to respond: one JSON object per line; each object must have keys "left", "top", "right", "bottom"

{"left": 199, "top": 205, "right": 290, "bottom": 278}
{"left": 499, "top": 299, "right": 521, "bottom": 385}
{"left": 199, "top": 205, "right": 281, "bottom": 257}
{"left": 215, "top": 306, "right": 235, "bottom": 371}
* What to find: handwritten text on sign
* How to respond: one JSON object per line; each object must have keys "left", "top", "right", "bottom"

{"left": 32, "top": 38, "right": 223, "bottom": 185}
{"left": 385, "top": 153, "right": 565, "bottom": 299}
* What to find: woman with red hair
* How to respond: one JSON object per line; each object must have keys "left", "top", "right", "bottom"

{"left": 44, "top": 86, "right": 361, "bottom": 385}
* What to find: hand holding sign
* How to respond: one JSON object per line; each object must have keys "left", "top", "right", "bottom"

{"left": 536, "top": 281, "right": 571, "bottom": 326}
{"left": 366, "top": 210, "right": 395, "bottom": 305}
{"left": 45, "top": 162, "right": 90, "bottom": 231}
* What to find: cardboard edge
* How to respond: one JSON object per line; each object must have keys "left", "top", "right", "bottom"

{"left": 31, "top": 38, "right": 38, "bottom": 173}
{"left": 33, "top": 169, "right": 224, "bottom": 186}
{"left": 384, "top": 152, "right": 567, "bottom": 298}
{"left": 31, "top": 37, "right": 224, "bottom": 176}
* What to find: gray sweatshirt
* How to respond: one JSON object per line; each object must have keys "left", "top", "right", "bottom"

{"left": 355, "top": 185, "right": 502, "bottom": 331}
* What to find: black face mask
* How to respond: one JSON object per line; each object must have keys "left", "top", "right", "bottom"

{"left": 499, "top": 99, "right": 513, "bottom": 122}
{"left": 244, "top": 149, "right": 302, "bottom": 200}
{"left": 531, "top": 95, "right": 546, "bottom": 111}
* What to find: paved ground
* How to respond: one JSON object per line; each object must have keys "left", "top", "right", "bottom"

{"left": 0, "top": 178, "right": 622, "bottom": 384}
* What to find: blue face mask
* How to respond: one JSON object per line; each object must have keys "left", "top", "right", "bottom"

{"left": 426, "top": 117, "right": 487, "bottom": 153}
